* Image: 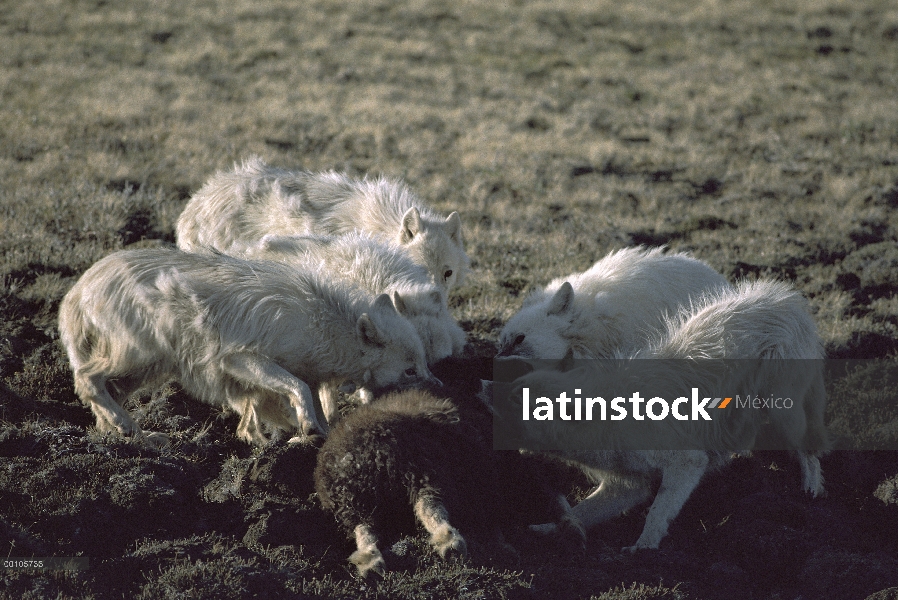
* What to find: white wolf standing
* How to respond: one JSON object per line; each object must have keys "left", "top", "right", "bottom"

{"left": 58, "top": 248, "right": 437, "bottom": 446}
{"left": 244, "top": 231, "right": 467, "bottom": 365}
{"left": 497, "top": 247, "right": 731, "bottom": 359}
{"left": 502, "top": 279, "right": 829, "bottom": 552}
{"left": 176, "top": 156, "right": 471, "bottom": 290}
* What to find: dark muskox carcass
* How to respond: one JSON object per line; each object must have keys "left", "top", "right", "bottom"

{"left": 314, "top": 387, "right": 579, "bottom": 578}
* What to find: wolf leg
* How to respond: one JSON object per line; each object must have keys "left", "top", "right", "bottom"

{"left": 235, "top": 395, "right": 270, "bottom": 445}
{"left": 221, "top": 353, "right": 325, "bottom": 438}
{"left": 76, "top": 370, "right": 142, "bottom": 437}
{"left": 767, "top": 367, "right": 829, "bottom": 495}
{"left": 627, "top": 451, "right": 709, "bottom": 552}
{"left": 568, "top": 473, "right": 653, "bottom": 530}
{"left": 349, "top": 524, "right": 386, "bottom": 578}
{"left": 768, "top": 390, "right": 827, "bottom": 496}
{"left": 317, "top": 382, "right": 341, "bottom": 426}
{"left": 798, "top": 375, "right": 828, "bottom": 496}
{"left": 796, "top": 452, "right": 824, "bottom": 497}
{"left": 413, "top": 494, "right": 467, "bottom": 560}
{"left": 554, "top": 494, "right": 588, "bottom": 548}
{"left": 77, "top": 370, "right": 171, "bottom": 447}
{"left": 529, "top": 493, "right": 589, "bottom": 549}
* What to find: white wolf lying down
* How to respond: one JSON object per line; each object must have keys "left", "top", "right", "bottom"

{"left": 58, "top": 248, "right": 436, "bottom": 446}
{"left": 244, "top": 231, "right": 466, "bottom": 365}
{"left": 497, "top": 246, "right": 731, "bottom": 359}
{"left": 175, "top": 156, "right": 471, "bottom": 290}
{"left": 500, "top": 279, "right": 829, "bottom": 552}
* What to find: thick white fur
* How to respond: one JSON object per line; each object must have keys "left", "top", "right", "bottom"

{"left": 175, "top": 156, "right": 471, "bottom": 290}
{"left": 243, "top": 231, "right": 466, "bottom": 364}
{"left": 513, "top": 279, "right": 829, "bottom": 551}
{"left": 58, "top": 248, "right": 435, "bottom": 446}
{"left": 497, "top": 247, "right": 731, "bottom": 359}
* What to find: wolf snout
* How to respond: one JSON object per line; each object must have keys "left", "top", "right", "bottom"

{"left": 495, "top": 344, "right": 516, "bottom": 358}
{"left": 423, "top": 369, "right": 443, "bottom": 387}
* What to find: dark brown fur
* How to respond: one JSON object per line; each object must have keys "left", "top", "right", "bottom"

{"left": 313, "top": 368, "right": 582, "bottom": 577}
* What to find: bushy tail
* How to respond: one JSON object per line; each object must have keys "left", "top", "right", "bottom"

{"left": 58, "top": 287, "right": 95, "bottom": 372}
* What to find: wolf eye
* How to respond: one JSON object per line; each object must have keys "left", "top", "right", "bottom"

{"left": 404, "top": 367, "right": 417, "bottom": 377}
{"left": 513, "top": 334, "right": 526, "bottom": 346}
{"left": 444, "top": 269, "right": 453, "bottom": 280}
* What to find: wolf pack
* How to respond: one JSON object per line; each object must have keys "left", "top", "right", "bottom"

{"left": 58, "top": 157, "right": 830, "bottom": 576}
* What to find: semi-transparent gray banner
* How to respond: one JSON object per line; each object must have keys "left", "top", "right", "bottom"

{"left": 490, "top": 359, "right": 898, "bottom": 451}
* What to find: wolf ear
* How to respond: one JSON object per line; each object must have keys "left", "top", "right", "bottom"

{"left": 357, "top": 313, "right": 386, "bottom": 347}
{"left": 445, "top": 211, "right": 463, "bottom": 246}
{"left": 392, "top": 291, "right": 408, "bottom": 315}
{"left": 547, "top": 282, "right": 575, "bottom": 316}
{"left": 373, "top": 292, "right": 397, "bottom": 315}
{"left": 400, "top": 207, "right": 422, "bottom": 243}
{"left": 371, "top": 294, "right": 396, "bottom": 315}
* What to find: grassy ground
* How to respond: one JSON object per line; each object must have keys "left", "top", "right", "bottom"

{"left": 1, "top": 0, "right": 898, "bottom": 598}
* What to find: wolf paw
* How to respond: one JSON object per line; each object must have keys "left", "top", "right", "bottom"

{"left": 288, "top": 433, "right": 326, "bottom": 448}
{"left": 349, "top": 548, "right": 386, "bottom": 579}
{"left": 558, "top": 515, "right": 587, "bottom": 551}
{"left": 142, "top": 431, "right": 170, "bottom": 449}
{"left": 528, "top": 522, "right": 558, "bottom": 535}
{"left": 358, "top": 387, "right": 374, "bottom": 404}
{"left": 804, "top": 482, "right": 826, "bottom": 498}
{"left": 432, "top": 526, "right": 468, "bottom": 560}
{"left": 622, "top": 540, "right": 657, "bottom": 553}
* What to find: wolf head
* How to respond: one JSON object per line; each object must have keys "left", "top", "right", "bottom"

{"left": 399, "top": 207, "right": 470, "bottom": 291}
{"left": 356, "top": 293, "right": 441, "bottom": 391}
{"left": 392, "top": 285, "right": 467, "bottom": 364}
{"left": 490, "top": 360, "right": 583, "bottom": 450}
{"left": 497, "top": 282, "right": 578, "bottom": 359}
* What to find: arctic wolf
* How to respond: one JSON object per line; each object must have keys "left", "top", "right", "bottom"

{"left": 58, "top": 248, "right": 436, "bottom": 446}
{"left": 497, "top": 247, "right": 731, "bottom": 359}
{"left": 244, "top": 231, "right": 466, "bottom": 364}
{"left": 499, "top": 279, "right": 829, "bottom": 551}
{"left": 176, "top": 156, "right": 471, "bottom": 290}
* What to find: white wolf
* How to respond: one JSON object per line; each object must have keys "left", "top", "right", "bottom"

{"left": 58, "top": 248, "right": 437, "bottom": 446}
{"left": 243, "top": 231, "right": 466, "bottom": 365}
{"left": 176, "top": 156, "right": 471, "bottom": 290}
{"left": 500, "top": 279, "right": 829, "bottom": 552}
{"left": 497, "top": 247, "right": 731, "bottom": 359}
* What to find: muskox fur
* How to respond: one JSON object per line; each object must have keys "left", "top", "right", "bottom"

{"left": 314, "top": 378, "right": 580, "bottom": 578}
